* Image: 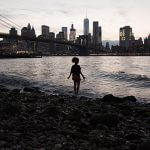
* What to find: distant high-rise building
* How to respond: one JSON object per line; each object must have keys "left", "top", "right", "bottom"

{"left": 9, "top": 27, "right": 17, "bottom": 36}
{"left": 56, "top": 32, "right": 65, "bottom": 40}
{"left": 21, "top": 23, "right": 36, "bottom": 51}
{"left": 42, "top": 25, "right": 50, "bottom": 36}
{"left": 98, "top": 26, "right": 102, "bottom": 44}
{"left": 62, "top": 27, "right": 68, "bottom": 40}
{"left": 69, "top": 24, "right": 76, "bottom": 42}
{"left": 49, "top": 32, "right": 55, "bottom": 39}
{"left": 84, "top": 17, "right": 89, "bottom": 35}
{"left": 119, "top": 26, "right": 134, "bottom": 49}
{"left": 144, "top": 34, "right": 150, "bottom": 50}
{"left": 148, "top": 34, "right": 150, "bottom": 48}
{"left": 93, "top": 21, "right": 99, "bottom": 45}
{"left": 105, "top": 42, "right": 110, "bottom": 51}
{"left": 21, "top": 23, "right": 36, "bottom": 38}
{"left": 31, "top": 26, "right": 36, "bottom": 37}
{"left": 8, "top": 27, "right": 18, "bottom": 44}
{"left": 27, "top": 23, "right": 31, "bottom": 31}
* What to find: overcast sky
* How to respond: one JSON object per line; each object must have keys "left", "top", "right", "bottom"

{"left": 0, "top": 0, "right": 149, "bottom": 40}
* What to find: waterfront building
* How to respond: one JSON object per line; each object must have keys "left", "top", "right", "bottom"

{"left": 8, "top": 27, "right": 18, "bottom": 44}
{"left": 84, "top": 17, "right": 89, "bottom": 35}
{"left": 42, "top": 25, "right": 50, "bottom": 36}
{"left": 62, "top": 27, "right": 68, "bottom": 40}
{"left": 144, "top": 34, "right": 150, "bottom": 50}
{"left": 9, "top": 27, "right": 17, "bottom": 36}
{"left": 105, "top": 42, "right": 110, "bottom": 51}
{"left": 31, "top": 26, "right": 36, "bottom": 38}
{"left": 133, "top": 37, "right": 143, "bottom": 47}
{"left": 56, "top": 32, "right": 68, "bottom": 54}
{"left": 98, "top": 26, "right": 102, "bottom": 44}
{"left": 21, "top": 23, "right": 36, "bottom": 38}
{"left": 49, "top": 32, "right": 55, "bottom": 39}
{"left": 21, "top": 23, "right": 36, "bottom": 51}
{"left": 119, "top": 26, "right": 134, "bottom": 49}
{"left": 93, "top": 21, "right": 99, "bottom": 45}
{"left": 21, "top": 27, "right": 28, "bottom": 37}
{"left": 147, "top": 34, "right": 150, "bottom": 48}
{"left": 56, "top": 32, "right": 65, "bottom": 40}
{"left": 69, "top": 24, "right": 76, "bottom": 42}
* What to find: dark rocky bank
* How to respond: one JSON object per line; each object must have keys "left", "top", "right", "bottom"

{"left": 0, "top": 86, "right": 150, "bottom": 150}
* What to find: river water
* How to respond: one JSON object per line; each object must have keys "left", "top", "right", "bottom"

{"left": 0, "top": 56, "right": 150, "bottom": 102}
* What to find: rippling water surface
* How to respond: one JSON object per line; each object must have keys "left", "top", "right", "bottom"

{"left": 0, "top": 56, "right": 150, "bottom": 102}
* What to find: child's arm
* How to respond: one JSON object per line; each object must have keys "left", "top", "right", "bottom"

{"left": 80, "top": 72, "right": 85, "bottom": 79}
{"left": 68, "top": 72, "right": 72, "bottom": 79}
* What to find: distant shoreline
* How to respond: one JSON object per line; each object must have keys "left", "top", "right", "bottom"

{"left": 1, "top": 53, "right": 150, "bottom": 58}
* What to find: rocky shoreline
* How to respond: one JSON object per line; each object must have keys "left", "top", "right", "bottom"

{"left": 0, "top": 86, "right": 150, "bottom": 150}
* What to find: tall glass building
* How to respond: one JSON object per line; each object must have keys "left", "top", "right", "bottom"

{"left": 93, "top": 21, "right": 99, "bottom": 45}
{"left": 120, "top": 26, "right": 134, "bottom": 49}
{"left": 62, "top": 27, "right": 68, "bottom": 40}
{"left": 84, "top": 17, "right": 89, "bottom": 35}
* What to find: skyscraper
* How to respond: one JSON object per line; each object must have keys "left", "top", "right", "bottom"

{"left": 62, "top": 27, "right": 68, "bottom": 40}
{"left": 69, "top": 24, "right": 76, "bottom": 42}
{"left": 119, "top": 26, "right": 134, "bottom": 49}
{"left": 42, "top": 25, "right": 50, "bottom": 36}
{"left": 144, "top": 34, "right": 150, "bottom": 50}
{"left": 9, "top": 27, "right": 17, "bottom": 36}
{"left": 21, "top": 23, "right": 36, "bottom": 38}
{"left": 84, "top": 17, "right": 89, "bottom": 35}
{"left": 98, "top": 26, "right": 102, "bottom": 44}
{"left": 9, "top": 27, "right": 18, "bottom": 44}
{"left": 93, "top": 21, "right": 99, "bottom": 45}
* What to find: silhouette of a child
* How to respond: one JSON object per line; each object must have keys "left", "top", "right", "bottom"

{"left": 68, "top": 57, "right": 85, "bottom": 95}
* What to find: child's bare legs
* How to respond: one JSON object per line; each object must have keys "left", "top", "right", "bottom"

{"left": 74, "top": 81, "right": 77, "bottom": 94}
{"left": 76, "top": 81, "right": 80, "bottom": 94}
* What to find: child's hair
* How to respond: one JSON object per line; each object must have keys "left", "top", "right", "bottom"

{"left": 72, "top": 57, "right": 79, "bottom": 64}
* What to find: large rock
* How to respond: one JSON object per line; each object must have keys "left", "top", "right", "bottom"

{"left": 90, "top": 113, "right": 120, "bottom": 127}
{"left": 102, "top": 94, "right": 122, "bottom": 103}
{"left": 67, "top": 110, "right": 83, "bottom": 122}
{"left": 43, "top": 105, "right": 60, "bottom": 117}
{"left": 124, "top": 132, "right": 142, "bottom": 140}
{"left": 137, "top": 140, "right": 150, "bottom": 150}
{"left": 123, "top": 96, "right": 137, "bottom": 102}
{"left": 0, "top": 87, "right": 9, "bottom": 92}
{"left": 102, "top": 94, "right": 137, "bottom": 103}
{"left": 23, "top": 87, "right": 35, "bottom": 92}
{"left": 11, "top": 89, "right": 21, "bottom": 93}
{"left": 3, "top": 103, "right": 22, "bottom": 116}
{"left": 135, "top": 107, "right": 150, "bottom": 117}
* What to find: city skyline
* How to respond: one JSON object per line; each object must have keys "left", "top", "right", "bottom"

{"left": 0, "top": 0, "right": 150, "bottom": 40}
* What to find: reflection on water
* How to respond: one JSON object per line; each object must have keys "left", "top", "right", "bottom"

{"left": 0, "top": 56, "right": 150, "bottom": 102}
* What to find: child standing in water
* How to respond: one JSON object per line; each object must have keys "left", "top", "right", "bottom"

{"left": 68, "top": 57, "right": 85, "bottom": 95}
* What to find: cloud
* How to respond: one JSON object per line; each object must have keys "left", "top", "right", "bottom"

{"left": 117, "top": 10, "right": 129, "bottom": 17}
{"left": 59, "top": 10, "right": 69, "bottom": 15}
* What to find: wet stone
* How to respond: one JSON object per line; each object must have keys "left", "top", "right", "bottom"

{"left": 90, "top": 113, "right": 120, "bottom": 127}
{"left": 43, "top": 105, "right": 60, "bottom": 117}
{"left": 0, "top": 140, "right": 7, "bottom": 147}
{"left": 102, "top": 94, "right": 123, "bottom": 103}
{"left": 124, "top": 132, "right": 142, "bottom": 141}
{"left": 23, "top": 87, "right": 35, "bottom": 92}
{"left": 3, "top": 103, "right": 22, "bottom": 116}
{"left": 123, "top": 96, "right": 137, "bottom": 102}
{"left": 137, "top": 140, "right": 150, "bottom": 150}
{"left": 0, "top": 87, "right": 9, "bottom": 92}
{"left": 0, "top": 89, "right": 149, "bottom": 149}
{"left": 11, "top": 89, "right": 21, "bottom": 93}
{"left": 67, "top": 109, "right": 83, "bottom": 122}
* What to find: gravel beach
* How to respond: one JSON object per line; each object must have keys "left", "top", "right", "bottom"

{"left": 0, "top": 86, "right": 150, "bottom": 150}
